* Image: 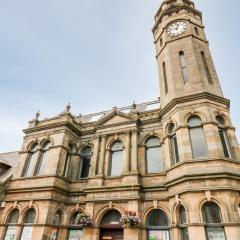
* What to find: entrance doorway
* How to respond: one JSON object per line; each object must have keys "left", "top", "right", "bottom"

{"left": 99, "top": 210, "right": 123, "bottom": 240}
{"left": 100, "top": 228, "right": 123, "bottom": 240}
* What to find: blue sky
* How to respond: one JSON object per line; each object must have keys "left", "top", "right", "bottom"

{"left": 0, "top": 0, "right": 239, "bottom": 153}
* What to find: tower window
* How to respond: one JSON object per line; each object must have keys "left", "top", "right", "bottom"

{"left": 63, "top": 145, "right": 73, "bottom": 178}
{"left": 201, "top": 51, "right": 213, "bottom": 84}
{"left": 202, "top": 202, "right": 226, "bottom": 240}
{"left": 216, "top": 116, "right": 231, "bottom": 158}
{"left": 160, "top": 38, "right": 163, "bottom": 47}
{"left": 163, "top": 62, "right": 168, "bottom": 94}
{"left": 22, "top": 144, "right": 39, "bottom": 177}
{"left": 195, "top": 27, "right": 199, "bottom": 36}
{"left": 145, "top": 137, "right": 163, "bottom": 173}
{"left": 35, "top": 142, "right": 51, "bottom": 176}
{"left": 109, "top": 141, "right": 123, "bottom": 176}
{"left": 179, "top": 51, "right": 189, "bottom": 83}
{"left": 168, "top": 123, "right": 179, "bottom": 165}
{"left": 188, "top": 116, "right": 208, "bottom": 159}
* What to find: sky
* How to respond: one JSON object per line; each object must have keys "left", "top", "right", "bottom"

{"left": 0, "top": 0, "right": 239, "bottom": 153}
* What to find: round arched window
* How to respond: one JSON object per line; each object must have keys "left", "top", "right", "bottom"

{"left": 20, "top": 209, "right": 36, "bottom": 240}
{"left": 4, "top": 209, "right": 20, "bottom": 240}
{"left": 146, "top": 209, "right": 170, "bottom": 240}
{"left": 101, "top": 210, "right": 122, "bottom": 226}
{"left": 202, "top": 202, "right": 226, "bottom": 240}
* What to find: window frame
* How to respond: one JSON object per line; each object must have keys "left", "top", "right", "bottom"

{"left": 178, "top": 206, "right": 189, "bottom": 240}
{"left": 168, "top": 124, "right": 180, "bottom": 165}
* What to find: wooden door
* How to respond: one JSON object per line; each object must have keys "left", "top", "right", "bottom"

{"left": 100, "top": 228, "right": 123, "bottom": 240}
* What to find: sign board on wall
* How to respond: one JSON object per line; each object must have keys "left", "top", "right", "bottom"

{"left": 4, "top": 226, "right": 17, "bottom": 240}
{"left": 20, "top": 226, "right": 33, "bottom": 240}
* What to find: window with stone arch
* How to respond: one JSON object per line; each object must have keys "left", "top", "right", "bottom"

{"left": 63, "top": 144, "right": 74, "bottom": 178}
{"left": 216, "top": 116, "right": 231, "bottom": 158}
{"left": 68, "top": 211, "right": 83, "bottom": 240}
{"left": 188, "top": 115, "right": 208, "bottom": 159}
{"left": 168, "top": 123, "right": 179, "bottom": 165}
{"left": 202, "top": 202, "right": 226, "bottom": 240}
{"left": 76, "top": 146, "right": 93, "bottom": 180}
{"left": 4, "top": 209, "right": 20, "bottom": 240}
{"left": 20, "top": 208, "right": 36, "bottom": 240}
{"left": 145, "top": 136, "right": 163, "bottom": 174}
{"left": 22, "top": 143, "right": 39, "bottom": 177}
{"left": 101, "top": 210, "right": 122, "bottom": 226}
{"left": 35, "top": 141, "right": 51, "bottom": 176}
{"left": 108, "top": 141, "right": 123, "bottom": 177}
{"left": 178, "top": 205, "right": 189, "bottom": 240}
{"left": 146, "top": 209, "right": 170, "bottom": 240}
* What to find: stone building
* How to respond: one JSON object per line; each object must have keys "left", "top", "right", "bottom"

{"left": 0, "top": 0, "right": 239, "bottom": 240}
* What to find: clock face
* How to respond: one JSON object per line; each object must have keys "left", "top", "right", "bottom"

{"left": 167, "top": 21, "right": 188, "bottom": 37}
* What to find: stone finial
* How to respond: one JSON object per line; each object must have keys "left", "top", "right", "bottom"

{"left": 131, "top": 100, "right": 138, "bottom": 113}
{"left": 35, "top": 110, "right": 40, "bottom": 121}
{"left": 66, "top": 102, "right": 71, "bottom": 113}
{"left": 112, "top": 106, "right": 117, "bottom": 112}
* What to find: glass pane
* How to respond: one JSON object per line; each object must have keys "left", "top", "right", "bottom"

{"left": 101, "top": 210, "right": 121, "bottom": 225}
{"left": 146, "top": 137, "right": 161, "bottom": 147}
{"left": 203, "top": 202, "right": 221, "bottom": 223}
{"left": 219, "top": 130, "right": 230, "bottom": 158}
{"left": 37, "top": 151, "right": 48, "bottom": 175}
{"left": 8, "top": 210, "right": 19, "bottom": 224}
{"left": 20, "top": 226, "right": 33, "bottom": 240}
{"left": 148, "top": 230, "right": 170, "bottom": 240}
{"left": 25, "top": 151, "right": 39, "bottom": 177}
{"left": 4, "top": 226, "right": 17, "bottom": 240}
{"left": 179, "top": 206, "right": 187, "bottom": 224}
{"left": 68, "top": 229, "right": 83, "bottom": 240}
{"left": 216, "top": 116, "right": 225, "bottom": 128}
{"left": 111, "top": 141, "right": 123, "bottom": 151}
{"left": 206, "top": 227, "right": 226, "bottom": 240}
{"left": 168, "top": 124, "right": 175, "bottom": 135}
{"left": 182, "top": 67, "right": 189, "bottom": 83}
{"left": 24, "top": 209, "right": 36, "bottom": 224}
{"left": 109, "top": 151, "right": 123, "bottom": 176}
{"left": 53, "top": 211, "right": 61, "bottom": 226}
{"left": 80, "top": 147, "right": 92, "bottom": 157}
{"left": 42, "top": 142, "right": 51, "bottom": 151}
{"left": 188, "top": 117, "right": 202, "bottom": 127}
{"left": 81, "top": 158, "right": 91, "bottom": 178}
{"left": 147, "top": 210, "right": 168, "bottom": 227}
{"left": 147, "top": 147, "right": 163, "bottom": 173}
{"left": 181, "top": 228, "right": 189, "bottom": 240}
{"left": 190, "top": 127, "right": 208, "bottom": 158}
{"left": 171, "top": 136, "right": 179, "bottom": 164}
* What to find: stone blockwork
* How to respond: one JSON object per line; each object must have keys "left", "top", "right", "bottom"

{"left": 0, "top": 1, "right": 240, "bottom": 240}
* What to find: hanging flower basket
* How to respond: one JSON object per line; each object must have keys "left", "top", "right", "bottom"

{"left": 120, "top": 211, "right": 141, "bottom": 227}
{"left": 75, "top": 212, "right": 93, "bottom": 227}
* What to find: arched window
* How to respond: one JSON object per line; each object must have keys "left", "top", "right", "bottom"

{"left": 216, "top": 116, "right": 231, "bottom": 158}
{"left": 179, "top": 206, "right": 189, "bottom": 240}
{"left": 168, "top": 124, "right": 179, "bottom": 165}
{"left": 53, "top": 211, "right": 61, "bottom": 226}
{"left": 163, "top": 62, "right": 168, "bottom": 94}
{"left": 22, "top": 144, "right": 39, "bottom": 177}
{"left": 188, "top": 116, "right": 208, "bottom": 159}
{"left": 4, "top": 209, "right": 19, "bottom": 240}
{"left": 147, "top": 209, "right": 170, "bottom": 240}
{"left": 77, "top": 146, "right": 92, "bottom": 179}
{"left": 201, "top": 51, "right": 213, "bottom": 84}
{"left": 195, "top": 27, "right": 199, "bottom": 36}
{"left": 108, "top": 141, "right": 123, "bottom": 176}
{"left": 68, "top": 211, "right": 83, "bottom": 240}
{"left": 63, "top": 145, "right": 73, "bottom": 178}
{"left": 202, "top": 202, "right": 226, "bottom": 240}
{"left": 100, "top": 210, "right": 123, "bottom": 240}
{"left": 146, "top": 137, "right": 163, "bottom": 174}
{"left": 36, "top": 142, "right": 51, "bottom": 176}
{"left": 20, "top": 209, "right": 36, "bottom": 240}
{"left": 179, "top": 51, "right": 189, "bottom": 83}
{"left": 101, "top": 210, "right": 122, "bottom": 226}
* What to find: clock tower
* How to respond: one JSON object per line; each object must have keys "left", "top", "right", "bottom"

{"left": 153, "top": 0, "right": 224, "bottom": 108}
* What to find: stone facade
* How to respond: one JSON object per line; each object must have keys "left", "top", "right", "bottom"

{"left": 0, "top": 1, "right": 239, "bottom": 240}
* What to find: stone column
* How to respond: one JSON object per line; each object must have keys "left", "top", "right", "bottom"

{"left": 90, "top": 136, "right": 100, "bottom": 177}
{"left": 131, "top": 130, "right": 138, "bottom": 173}
{"left": 98, "top": 135, "right": 107, "bottom": 176}
{"left": 123, "top": 131, "right": 130, "bottom": 174}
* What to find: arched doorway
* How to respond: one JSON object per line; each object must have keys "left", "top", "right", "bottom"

{"left": 100, "top": 210, "right": 123, "bottom": 240}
